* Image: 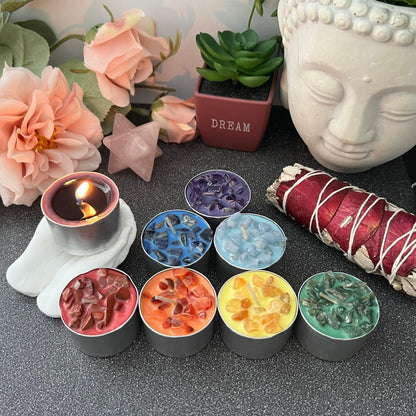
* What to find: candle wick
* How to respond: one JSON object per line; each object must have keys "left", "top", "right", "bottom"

{"left": 153, "top": 295, "right": 177, "bottom": 305}
{"left": 246, "top": 282, "right": 260, "bottom": 305}
{"left": 241, "top": 224, "right": 249, "bottom": 241}
{"left": 319, "top": 292, "right": 339, "bottom": 304}
{"left": 165, "top": 216, "right": 177, "bottom": 235}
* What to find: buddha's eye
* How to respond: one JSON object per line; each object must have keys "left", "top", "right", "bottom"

{"left": 380, "top": 92, "right": 416, "bottom": 122}
{"left": 301, "top": 70, "right": 344, "bottom": 105}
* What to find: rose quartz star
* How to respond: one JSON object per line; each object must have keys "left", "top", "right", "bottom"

{"left": 103, "top": 113, "right": 163, "bottom": 182}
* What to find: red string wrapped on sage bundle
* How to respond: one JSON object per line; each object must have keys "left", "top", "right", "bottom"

{"left": 266, "top": 163, "right": 416, "bottom": 297}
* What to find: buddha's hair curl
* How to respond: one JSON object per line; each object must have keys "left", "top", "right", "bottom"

{"left": 279, "top": 0, "right": 416, "bottom": 47}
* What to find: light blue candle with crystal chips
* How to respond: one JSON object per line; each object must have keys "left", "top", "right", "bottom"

{"left": 214, "top": 213, "right": 287, "bottom": 270}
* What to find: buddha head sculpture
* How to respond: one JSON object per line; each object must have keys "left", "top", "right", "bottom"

{"left": 278, "top": 0, "right": 416, "bottom": 173}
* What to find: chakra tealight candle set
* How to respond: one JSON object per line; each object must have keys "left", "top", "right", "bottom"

{"left": 48, "top": 166, "right": 384, "bottom": 360}
{"left": 137, "top": 168, "right": 296, "bottom": 359}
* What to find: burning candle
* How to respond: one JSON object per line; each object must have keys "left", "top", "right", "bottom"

{"left": 294, "top": 271, "right": 380, "bottom": 361}
{"left": 139, "top": 267, "right": 217, "bottom": 357}
{"left": 59, "top": 268, "right": 139, "bottom": 357}
{"left": 185, "top": 169, "right": 251, "bottom": 228}
{"left": 41, "top": 172, "right": 120, "bottom": 255}
{"left": 214, "top": 213, "right": 287, "bottom": 281}
{"left": 218, "top": 270, "right": 297, "bottom": 359}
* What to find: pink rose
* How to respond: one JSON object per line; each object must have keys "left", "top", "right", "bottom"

{"left": 0, "top": 65, "right": 103, "bottom": 207}
{"left": 151, "top": 96, "right": 199, "bottom": 144}
{"left": 83, "top": 8, "right": 169, "bottom": 107}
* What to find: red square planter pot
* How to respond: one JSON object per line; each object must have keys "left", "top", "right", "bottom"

{"left": 194, "top": 71, "right": 277, "bottom": 152}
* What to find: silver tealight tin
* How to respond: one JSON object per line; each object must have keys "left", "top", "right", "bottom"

{"left": 184, "top": 169, "right": 251, "bottom": 229}
{"left": 294, "top": 272, "right": 380, "bottom": 361}
{"left": 59, "top": 268, "right": 139, "bottom": 357}
{"left": 139, "top": 267, "right": 217, "bottom": 357}
{"left": 218, "top": 270, "right": 298, "bottom": 359}
{"left": 140, "top": 209, "right": 213, "bottom": 276}
{"left": 214, "top": 213, "right": 287, "bottom": 282}
{"left": 41, "top": 171, "right": 120, "bottom": 255}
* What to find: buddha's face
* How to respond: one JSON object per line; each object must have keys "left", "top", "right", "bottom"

{"left": 282, "top": 22, "right": 416, "bottom": 173}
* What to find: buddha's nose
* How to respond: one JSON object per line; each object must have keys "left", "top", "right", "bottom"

{"left": 328, "top": 99, "right": 376, "bottom": 145}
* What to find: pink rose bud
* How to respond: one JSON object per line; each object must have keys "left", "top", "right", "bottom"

{"left": 83, "top": 9, "right": 169, "bottom": 108}
{"left": 151, "top": 96, "right": 199, "bottom": 144}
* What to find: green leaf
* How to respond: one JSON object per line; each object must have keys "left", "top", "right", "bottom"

{"left": 101, "top": 104, "right": 131, "bottom": 135}
{"left": 85, "top": 24, "right": 102, "bottom": 44}
{"left": 59, "top": 60, "right": 113, "bottom": 123}
{"left": 196, "top": 35, "right": 234, "bottom": 68}
{"left": 236, "top": 56, "right": 264, "bottom": 70}
{"left": 235, "top": 43, "right": 276, "bottom": 61}
{"left": 196, "top": 33, "right": 233, "bottom": 62}
{"left": 252, "top": 38, "right": 278, "bottom": 57}
{"left": 0, "top": 44, "right": 13, "bottom": 68}
{"left": 196, "top": 66, "right": 230, "bottom": 82}
{"left": 377, "top": 0, "right": 416, "bottom": 5}
{"left": 198, "top": 52, "right": 216, "bottom": 71}
{"left": 0, "top": 0, "right": 34, "bottom": 13}
{"left": 213, "top": 62, "right": 238, "bottom": 78}
{"left": 0, "top": 22, "right": 49, "bottom": 76}
{"left": 237, "top": 75, "right": 270, "bottom": 88}
{"left": 239, "top": 56, "right": 283, "bottom": 76}
{"left": 16, "top": 19, "right": 57, "bottom": 47}
{"left": 254, "top": 0, "right": 264, "bottom": 16}
{"left": 217, "top": 31, "right": 240, "bottom": 55}
{"left": 239, "top": 29, "right": 258, "bottom": 50}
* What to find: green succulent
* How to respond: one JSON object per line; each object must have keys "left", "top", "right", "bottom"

{"left": 196, "top": 29, "right": 283, "bottom": 88}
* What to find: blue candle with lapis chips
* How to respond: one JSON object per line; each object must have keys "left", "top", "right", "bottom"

{"left": 141, "top": 210, "right": 213, "bottom": 268}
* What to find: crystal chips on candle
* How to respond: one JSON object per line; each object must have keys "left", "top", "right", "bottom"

{"left": 294, "top": 271, "right": 380, "bottom": 361}
{"left": 141, "top": 210, "right": 213, "bottom": 272}
{"left": 214, "top": 213, "right": 286, "bottom": 271}
{"left": 185, "top": 170, "right": 251, "bottom": 227}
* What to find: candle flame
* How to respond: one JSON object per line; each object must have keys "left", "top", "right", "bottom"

{"left": 75, "top": 181, "right": 97, "bottom": 219}
{"left": 75, "top": 181, "right": 90, "bottom": 200}
{"left": 79, "top": 202, "right": 97, "bottom": 219}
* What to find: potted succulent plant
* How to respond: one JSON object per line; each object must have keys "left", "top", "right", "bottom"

{"left": 194, "top": 0, "right": 283, "bottom": 152}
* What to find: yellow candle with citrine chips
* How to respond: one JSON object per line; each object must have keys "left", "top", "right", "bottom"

{"left": 218, "top": 270, "right": 297, "bottom": 338}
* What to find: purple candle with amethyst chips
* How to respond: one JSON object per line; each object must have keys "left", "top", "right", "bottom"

{"left": 185, "top": 170, "right": 251, "bottom": 226}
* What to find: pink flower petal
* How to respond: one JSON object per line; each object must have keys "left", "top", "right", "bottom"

{"left": 151, "top": 96, "right": 198, "bottom": 144}
{"left": 95, "top": 73, "right": 131, "bottom": 108}
{"left": 93, "top": 9, "right": 145, "bottom": 45}
{"left": 0, "top": 66, "right": 102, "bottom": 206}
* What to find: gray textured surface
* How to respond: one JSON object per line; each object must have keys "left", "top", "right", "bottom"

{"left": 1, "top": 107, "right": 415, "bottom": 415}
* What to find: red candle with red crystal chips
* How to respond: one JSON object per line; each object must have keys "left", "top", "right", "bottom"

{"left": 139, "top": 268, "right": 217, "bottom": 357}
{"left": 59, "top": 268, "right": 139, "bottom": 357}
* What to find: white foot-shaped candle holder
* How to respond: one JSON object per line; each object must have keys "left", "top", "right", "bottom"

{"left": 7, "top": 198, "right": 137, "bottom": 317}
